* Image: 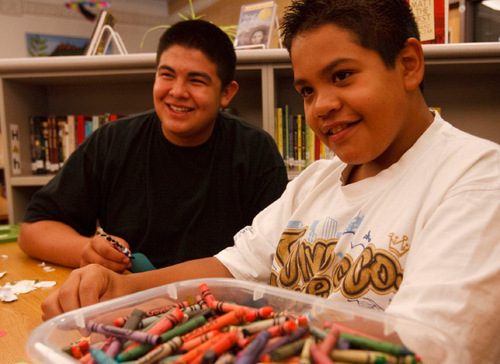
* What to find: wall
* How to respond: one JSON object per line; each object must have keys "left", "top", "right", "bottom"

{"left": 0, "top": 0, "right": 294, "bottom": 59}
{"left": 0, "top": 0, "right": 169, "bottom": 58}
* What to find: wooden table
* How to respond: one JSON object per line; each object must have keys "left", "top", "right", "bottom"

{"left": 0, "top": 242, "right": 72, "bottom": 363}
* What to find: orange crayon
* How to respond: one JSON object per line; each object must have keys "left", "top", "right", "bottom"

{"left": 181, "top": 329, "right": 221, "bottom": 351}
{"left": 189, "top": 330, "right": 240, "bottom": 364}
{"left": 181, "top": 307, "right": 247, "bottom": 342}
{"left": 199, "top": 283, "right": 216, "bottom": 309}
{"left": 268, "top": 320, "right": 297, "bottom": 337}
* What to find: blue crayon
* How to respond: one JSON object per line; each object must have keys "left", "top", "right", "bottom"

{"left": 90, "top": 347, "right": 120, "bottom": 364}
{"left": 237, "top": 329, "right": 271, "bottom": 364}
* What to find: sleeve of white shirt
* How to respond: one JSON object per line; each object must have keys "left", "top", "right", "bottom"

{"left": 385, "top": 149, "right": 500, "bottom": 364}
{"left": 215, "top": 160, "right": 333, "bottom": 283}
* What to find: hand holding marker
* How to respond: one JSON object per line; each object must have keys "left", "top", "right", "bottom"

{"left": 96, "top": 227, "right": 134, "bottom": 259}
{"left": 96, "top": 227, "right": 156, "bottom": 272}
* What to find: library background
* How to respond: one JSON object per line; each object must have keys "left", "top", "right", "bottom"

{"left": 0, "top": 0, "right": 499, "bottom": 224}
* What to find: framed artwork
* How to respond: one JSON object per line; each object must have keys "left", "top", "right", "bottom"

{"left": 26, "top": 33, "right": 90, "bottom": 57}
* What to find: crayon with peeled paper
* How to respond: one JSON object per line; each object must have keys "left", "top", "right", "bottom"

{"left": 134, "top": 336, "right": 183, "bottom": 364}
{"left": 338, "top": 332, "right": 415, "bottom": 357}
{"left": 116, "top": 315, "right": 208, "bottom": 362}
{"left": 86, "top": 321, "right": 161, "bottom": 346}
{"left": 181, "top": 307, "right": 247, "bottom": 342}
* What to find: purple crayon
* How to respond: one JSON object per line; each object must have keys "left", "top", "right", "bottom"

{"left": 86, "top": 321, "right": 161, "bottom": 346}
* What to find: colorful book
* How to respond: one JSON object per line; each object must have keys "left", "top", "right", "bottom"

{"left": 234, "top": 1, "right": 278, "bottom": 49}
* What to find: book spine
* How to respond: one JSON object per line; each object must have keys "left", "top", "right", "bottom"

{"left": 275, "top": 107, "right": 283, "bottom": 158}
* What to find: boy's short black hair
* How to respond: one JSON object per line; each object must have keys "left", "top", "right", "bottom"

{"left": 281, "top": 0, "right": 420, "bottom": 68}
{"left": 156, "top": 20, "right": 236, "bottom": 88}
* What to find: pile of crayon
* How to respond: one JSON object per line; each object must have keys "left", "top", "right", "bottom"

{"left": 63, "top": 282, "right": 422, "bottom": 364}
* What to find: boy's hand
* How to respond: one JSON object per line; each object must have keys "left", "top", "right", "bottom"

{"left": 41, "top": 264, "right": 132, "bottom": 321}
{"left": 80, "top": 233, "right": 132, "bottom": 273}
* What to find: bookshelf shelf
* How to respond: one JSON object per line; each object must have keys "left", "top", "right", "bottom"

{"left": 1, "top": 43, "right": 499, "bottom": 224}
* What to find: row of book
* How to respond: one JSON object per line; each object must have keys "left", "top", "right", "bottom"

{"left": 29, "top": 113, "right": 121, "bottom": 174}
{"left": 275, "top": 107, "right": 334, "bottom": 172}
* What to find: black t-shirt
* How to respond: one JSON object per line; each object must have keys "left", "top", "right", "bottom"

{"left": 23, "top": 110, "right": 288, "bottom": 268}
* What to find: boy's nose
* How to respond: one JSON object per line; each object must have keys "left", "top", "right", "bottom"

{"left": 313, "top": 91, "right": 341, "bottom": 119}
{"left": 169, "top": 80, "right": 189, "bottom": 98}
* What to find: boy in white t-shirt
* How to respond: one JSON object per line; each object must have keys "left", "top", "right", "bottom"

{"left": 42, "top": 0, "right": 500, "bottom": 361}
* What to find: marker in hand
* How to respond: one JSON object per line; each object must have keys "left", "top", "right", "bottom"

{"left": 96, "top": 227, "right": 134, "bottom": 259}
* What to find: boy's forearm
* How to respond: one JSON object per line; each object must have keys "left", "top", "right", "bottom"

{"left": 127, "top": 257, "right": 235, "bottom": 292}
{"left": 18, "top": 221, "right": 88, "bottom": 268}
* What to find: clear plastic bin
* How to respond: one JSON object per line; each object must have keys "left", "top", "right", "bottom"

{"left": 27, "top": 278, "right": 469, "bottom": 363}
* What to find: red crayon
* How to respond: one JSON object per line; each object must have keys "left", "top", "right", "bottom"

{"left": 190, "top": 330, "right": 240, "bottom": 364}
{"left": 211, "top": 300, "right": 274, "bottom": 322}
{"left": 181, "top": 307, "right": 247, "bottom": 342}
{"left": 147, "top": 307, "right": 185, "bottom": 335}
{"left": 196, "top": 294, "right": 210, "bottom": 310}
{"left": 175, "top": 331, "right": 226, "bottom": 363}
{"left": 124, "top": 307, "right": 185, "bottom": 354}
{"left": 199, "top": 283, "right": 216, "bottom": 309}
{"left": 181, "top": 329, "right": 221, "bottom": 352}
{"left": 318, "top": 327, "right": 339, "bottom": 354}
{"left": 268, "top": 320, "right": 297, "bottom": 337}
{"left": 309, "top": 343, "right": 334, "bottom": 364}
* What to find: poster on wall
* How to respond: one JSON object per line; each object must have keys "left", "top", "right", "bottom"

{"left": 234, "top": 1, "right": 278, "bottom": 50}
{"left": 26, "top": 34, "right": 90, "bottom": 57}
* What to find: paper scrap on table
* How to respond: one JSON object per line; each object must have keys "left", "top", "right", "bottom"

{"left": 0, "top": 279, "right": 56, "bottom": 302}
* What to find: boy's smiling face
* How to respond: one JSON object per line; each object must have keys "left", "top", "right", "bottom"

{"left": 154, "top": 45, "right": 237, "bottom": 147}
{"left": 291, "top": 24, "right": 427, "bottom": 175}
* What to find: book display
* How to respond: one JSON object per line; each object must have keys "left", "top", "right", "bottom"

{"left": 0, "top": 44, "right": 499, "bottom": 223}
{"left": 234, "top": 1, "right": 279, "bottom": 49}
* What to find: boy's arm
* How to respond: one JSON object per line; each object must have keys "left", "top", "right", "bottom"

{"left": 41, "top": 257, "right": 233, "bottom": 320}
{"left": 18, "top": 221, "right": 131, "bottom": 272}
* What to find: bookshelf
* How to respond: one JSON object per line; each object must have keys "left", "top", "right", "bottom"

{"left": 1, "top": 43, "right": 499, "bottom": 224}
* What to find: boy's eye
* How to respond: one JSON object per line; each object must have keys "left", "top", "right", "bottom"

{"left": 298, "top": 86, "right": 313, "bottom": 97}
{"left": 333, "top": 71, "right": 352, "bottom": 83}
{"left": 191, "top": 78, "right": 206, "bottom": 85}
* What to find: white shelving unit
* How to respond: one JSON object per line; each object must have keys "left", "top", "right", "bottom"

{"left": 1, "top": 43, "right": 499, "bottom": 224}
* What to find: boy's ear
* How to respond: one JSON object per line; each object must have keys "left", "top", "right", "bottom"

{"left": 399, "top": 38, "right": 425, "bottom": 91}
{"left": 220, "top": 81, "right": 239, "bottom": 107}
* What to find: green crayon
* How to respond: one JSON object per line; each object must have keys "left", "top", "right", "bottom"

{"left": 331, "top": 349, "right": 387, "bottom": 364}
{"left": 116, "top": 315, "right": 207, "bottom": 362}
{"left": 268, "top": 338, "right": 306, "bottom": 362}
{"left": 339, "top": 332, "right": 415, "bottom": 357}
